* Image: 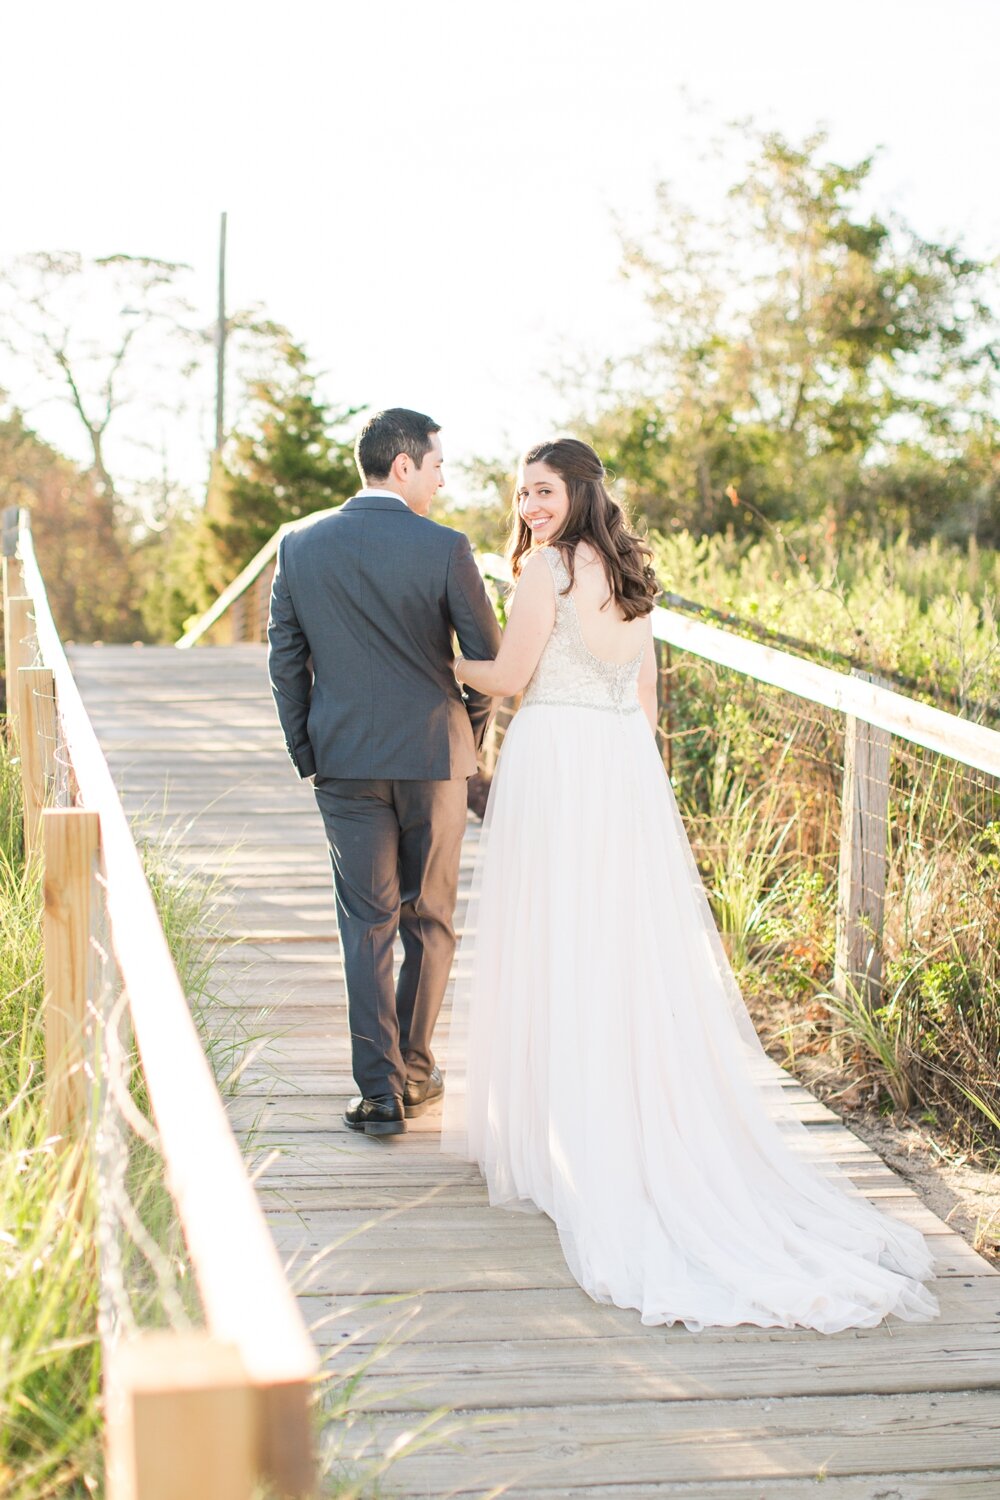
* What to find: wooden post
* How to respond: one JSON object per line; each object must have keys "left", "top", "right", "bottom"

{"left": 18, "top": 667, "right": 57, "bottom": 858}
{"left": 2, "top": 504, "right": 24, "bottom": 601}
{"left": 256, "top": 1380, "right": 316, "bottom": 1498}
{"left": 43, "top": 809, "right": 101, "bottom": 1140}
{"left": 834, "top": 669, "right": 891, "bottom": 1014}
{"left": 252, "top": 565, "right": 272, "bottom": 642}
{"left": 228, "top": 590, "right": 247, "bottom": 644}
{"left": 4, "top": 596, "right": 33, "bottom": 744}
{"left": 106, "top": 1333, "right": 257, "bottom": 1500}
{"left": 2, "top": 552, "right": 25, "bottom": 605}
{"left": 3, "top": 504, "right": 28, "bottom": 728}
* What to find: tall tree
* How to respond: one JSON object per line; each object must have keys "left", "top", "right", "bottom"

{"left": 0, "top": 251, "right": 193, "bottom": 504}
{"left": 581, "top": 129, "right": 999, "bottom": 542}
{"left": 198, "top": 341, "right": 361, "bottom": 594}
{"left": 0, "top": 249, "right": 291, "bottom": 522}
{"left": 0, "top": 403, "right": 141, "bottom": 641}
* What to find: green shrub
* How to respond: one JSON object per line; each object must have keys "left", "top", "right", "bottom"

{"left": 651, "top": 530, "right": 1000, "bottom": 1154}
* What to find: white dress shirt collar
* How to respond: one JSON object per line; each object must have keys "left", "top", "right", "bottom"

{"left": 355, "top": 488, "right": 409, "bottom": 507}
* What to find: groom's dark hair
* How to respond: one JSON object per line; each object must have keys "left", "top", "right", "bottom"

{"left": 355, "top": 408, "right": 441, "bottom": 482}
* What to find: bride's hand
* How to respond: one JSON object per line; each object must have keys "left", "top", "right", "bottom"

{"left": 454, "top": 655, "right": 466, "bottom": 685}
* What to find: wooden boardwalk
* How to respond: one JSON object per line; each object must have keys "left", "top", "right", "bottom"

{"left": 71, "top": 642, "right": 1000, "bottom": 1498}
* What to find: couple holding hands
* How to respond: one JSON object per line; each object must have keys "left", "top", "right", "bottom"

{"left": 267, "top": 406, "right": 937, "bottom": 1334}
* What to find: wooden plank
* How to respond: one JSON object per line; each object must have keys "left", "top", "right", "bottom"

{"left": 253, "top": 1170, "right": 917, "bottom": 1212}
{"left": 18, "top": 666, "right": 58, "bottom": 857}
{"left": 437, "top": 1476, "right": 1000, "bottom": 1500}
{"left": 224, "top": 1092, "right": 839, "bottom": 1128}
{"left": 305, "top": 1328, "right": 1000, "bottom": 1408}
{"left": 43, "top": 809, "right": 101, "bottom": 1141}
{"left": 346, "top": 1390, "right": 1000, "bottom": 1491}
{"left": 2, "top": 548, "right": 25, "bottom": 603}
{"left": 302, "top": 1277, "right": 1000, "bottom": 1342}
{"left": 272, "top": 1235, "right": 986, "bottom": 1297}
{"left": 238, "top": 1129, "right": 925, "bottom": 1176}
{"left": 105, "top": 1333, "right": 256, "bottom": 1500}
{"left": 835, "top": 669, "right": 891, "bottom": 1014}
{"left": 2, "top": 542, "right": 27, "bottom": 725}
{"left": 261, "top": 1196, "right": 953, "bottom": 1242}
{"left": 4, "top": 595, "right": 34, "bottom": 744}
{"left": 68, "top": 633, "right": 1000, "bottom": 1498}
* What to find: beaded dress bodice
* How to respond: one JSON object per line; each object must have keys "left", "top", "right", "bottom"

{"left": 520, "top": 547, "right": 643, "bottom": 715}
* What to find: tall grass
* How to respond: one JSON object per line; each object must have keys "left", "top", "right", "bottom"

{"left": 663, "top": 641, "right": 1000, "bottom": 1159}
{"left": 0, "top": 1051, "right": 102, "bottom": 1500}
{"left": 1, "top": 727, "right": 411, "bottom": 1496}
{"left": 0, "top": 734, "right": 101, "bottom": 1498}
{"left": 0, "top": 732, "right": 237, "bottom": 1493}
{"left": 650, "top": 527, "right": 1000, "bottom": 719}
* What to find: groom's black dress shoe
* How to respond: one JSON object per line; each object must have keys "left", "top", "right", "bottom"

{"left": 343, "top": 1094, "right": 407, "bottom": 1137}
{"left": 403, "top": 1066, "right": 445, "bottom": 1118}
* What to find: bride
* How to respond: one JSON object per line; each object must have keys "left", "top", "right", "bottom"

{"left": 441, "top": 436, "right": 939, "bottom": 1333}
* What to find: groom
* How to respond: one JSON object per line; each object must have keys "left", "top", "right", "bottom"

{"left": 267, "top": 408, "right": 500, "bottom": 1136}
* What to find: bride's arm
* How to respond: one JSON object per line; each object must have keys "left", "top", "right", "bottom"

{"left": 639, "top": 625, "right": 658, "bottom": 734}
{"left": 455, "top": 552, "right": 555, "bottom": 697}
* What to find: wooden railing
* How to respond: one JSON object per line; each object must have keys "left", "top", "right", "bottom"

{"left": 176, "top": 514, "right": 335, "bottom": 650}
{"left": 2, "top": 507, "right": 318, "bottom": 1500}
{"left": 176, "top": 521, "right": 1000, "bottom": 1019}
{"left": 475, "top": 553, "right": 1000, "bottom": 1012}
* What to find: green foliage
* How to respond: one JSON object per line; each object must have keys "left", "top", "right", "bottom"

{"left": 0, "top": 405, "right": 143, "bottom": 643}
{"left": 133, "top": 500, "right": 205, "bottom": 642}
{"left": 0, "top": 726, "right": 24, "bottom": 873}
{"left": 201, "top": 341, "right": 361, "bottom": 595}
{"left": 699, "top": 748, "right": 797, "bottom": 975}
{"left": 649, "top": 524, "right": 1000, "bottom": 714}
{"left": 657, "top": 554, "right": 1000, "bottom": 1153}
{"left": 0, "top": 729, "right": 408, "bottom": 1493}
{"left": 432, "top": 454, "right": 515, "bottom": 555}
{"left": 0, "top": 737, "right": 41, "bottom": 1104}
{"left": 0, "top": 844, "right": 43, "bottom": 1104}
{"left": 581, "top": 127, "right": 1000, "bottom": 546}
{"left": 0, "top": 1065, "right": 102, "bottom": 1500}
{"left": 0, "top": 733, "right": 228, "bottom": 1493}
{"left": 430, "top": 493, "right": 510, "bottom": 555}
{"left": 0, "top": 735, "right": 101, "bottom": 1497}
{"left": 137, "top": 341, "right": 363, "bottom": 640}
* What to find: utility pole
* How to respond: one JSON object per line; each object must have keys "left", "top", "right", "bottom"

{"left": 215, "top": 211, "right": 227, "bottom": 455}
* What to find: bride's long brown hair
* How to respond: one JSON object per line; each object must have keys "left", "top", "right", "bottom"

{"left": 506, "top": 438, "right": 659, "bottom": 620}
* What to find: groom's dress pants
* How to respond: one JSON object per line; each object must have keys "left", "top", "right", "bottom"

{"left": 313, "top": 776, "right": 467, "bottom": 1100}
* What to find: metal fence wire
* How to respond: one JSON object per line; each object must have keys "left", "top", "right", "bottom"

{"left": 657, "top": 641, "right": 1000, "bottom": 1147}
{"left": 35, "top": 676, "right": 207, "bottom": 1349}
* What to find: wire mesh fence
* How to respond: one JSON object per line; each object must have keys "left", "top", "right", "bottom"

{"left": 4, "top": 513, "right": 321, "bottom": 1495}
{"left": 215, "top": 559, "right": 275, "bottom": 645}
{"left": 484, "top": 624, "right": 1000, "bottom": 1153}
{"left": 657, "top": 639, "right": 1000, "bottom": 1151}
{"left": 32, "top": 673, "right": 209, "bottom": 1350}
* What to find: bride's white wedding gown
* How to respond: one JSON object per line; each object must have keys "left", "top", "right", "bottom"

{"left": 441, "top": 547, "right": 939, "bottom": 1332}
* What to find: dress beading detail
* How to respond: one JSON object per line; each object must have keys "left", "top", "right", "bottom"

{"left": 520, "top": 548, "right": 643, "bottom": 715}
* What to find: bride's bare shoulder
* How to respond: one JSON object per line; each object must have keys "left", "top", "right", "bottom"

{"left": 519, "top": 547, "right": 559, "bottom": 579}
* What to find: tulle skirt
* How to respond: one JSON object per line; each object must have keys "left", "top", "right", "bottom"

{"left": 441, "top": 702, "right": 939, "bottom": 1332}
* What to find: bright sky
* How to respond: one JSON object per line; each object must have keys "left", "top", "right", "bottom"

{"left": 3, "top": 0, "right": 998, "bottom": 505}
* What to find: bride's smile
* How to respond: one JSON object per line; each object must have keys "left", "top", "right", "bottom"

{"left": 518, "top": 462, "right": 570, "bottom": 541}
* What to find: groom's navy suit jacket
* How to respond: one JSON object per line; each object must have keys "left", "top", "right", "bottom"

{"left": 267, "top": 494, "right": 500, "bottom": 781}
